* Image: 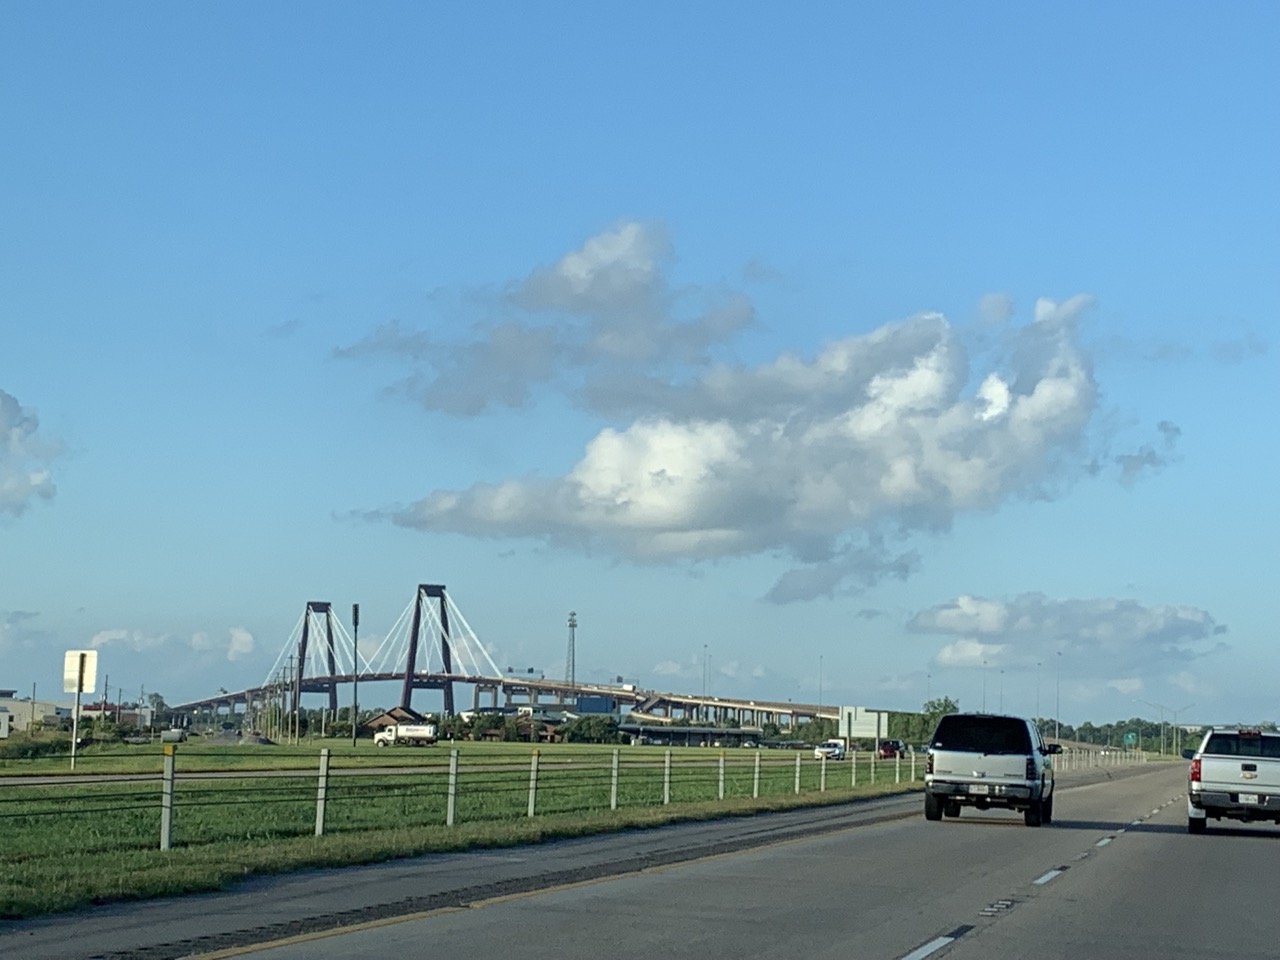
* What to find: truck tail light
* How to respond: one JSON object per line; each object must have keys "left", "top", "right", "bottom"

{"left": 926, "top": 752, "right": 934, "bottom": 775}
{"left": 1189, "top": 758, "right": 1201, "bottom": 782}
{"left": 1026, "top": 757, "right": 1037, "bottom": 780}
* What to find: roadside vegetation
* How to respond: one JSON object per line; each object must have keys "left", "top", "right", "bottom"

{"left": 0, "top": 738, "right": 921, "bottom": 920}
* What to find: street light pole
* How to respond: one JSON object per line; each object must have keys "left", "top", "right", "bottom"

{"left": 351, "top": 603, "right": 360, "bottom": 748}
{"left": 1137, "top": 698, "right": 1169, "bottom": 755}
{"left": 1171, "top": 703, "right": 1196, "bottom": 756}
{"left": 1055, "top": 652, "right": 1061, "bottom": 741}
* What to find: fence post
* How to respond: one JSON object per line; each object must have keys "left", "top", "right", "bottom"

{"left": 527, "top": 749, "right": 540, "bottom": 817}
{"left": 820, "top": 756, "right": 827, "bottom": 792}
{"left": 851, "top": 750, "right": 857, "bottom": 788}
{"left": 910, "top": 750, "right": 916, "bottom": 781}
{"left": 159, "top": 743, "right": 176, "bottom": 851}
{"left": 663, "top": 750, "right": 672, "bottom": 805}
{"left": 895, "top": 752, "right": 901, "bottom": 784}
{"left": 611, "top": 749, "right": 619, "bottom": 811}
{"left": 446, "top": 749, "right": 459, "bottom": 827}
{"left": 753, "top": 749, "right": 761, "bottom": 799}
{"left": 794, "top": 752, "right": 801, "bottom": 795}
{"left": 314, "top": 748, "right": 330, "bottom": 837}
{"left": 871, "top": 754, "right": 877, "bottom": 785}
{"left": 719, "top": 752, "right": 726, "bottom": 800}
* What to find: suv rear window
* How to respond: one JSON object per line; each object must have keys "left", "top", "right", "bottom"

{"left": 931, "top": 716, "right": 1032, "bottom": 755}
{"left": 1204, "top": 733, "right": 1280, "bottom": 758}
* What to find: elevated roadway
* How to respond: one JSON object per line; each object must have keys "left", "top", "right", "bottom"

{"left": 172, "top": 675, "right": 837, "bottom": 729}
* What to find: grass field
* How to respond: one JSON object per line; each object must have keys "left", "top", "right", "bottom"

{"left": 0, "top": 739, "right": 920, "bottom": 919}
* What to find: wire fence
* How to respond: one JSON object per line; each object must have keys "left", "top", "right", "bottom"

{"left": 0, "top": 746, "right": 924, "bottom": 855}
{"left": 0, "top": 744, "right": 1144, "bottom": 857}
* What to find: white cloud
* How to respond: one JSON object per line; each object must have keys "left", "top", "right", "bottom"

{"left": 228, "top": 627, "right": 255, "bottom": 661}
{"left": 387, "top": 295, "right": 1099, "bottom": 600}
{"left": 1107, "top": 678, "right": 1143, "bottom": 695}
{"left": 91, "top": 628, "right": 167, "bottom": 652}
{"left": 978, "top": 292, "right": 1015, "bottom": 325}
{"left": 343, "top": 226, "right": 1174, "bottom": 603}
{"left": 651, "top": 659, "right": 686, "bottom": 677}
{"left": 935, "top": 638, "right": 1009, "bottom": 667}
{"left": 336, "top": 221, "right": 753, "bottom": 416}
{"left": 0, "top": 389, "right": 61, "bottom": 517}
{"left": 192, "top": 628, "right": 255, "bottom": 661}
{"left": 910, "top": 593, "right": 1226, "bottom": 675}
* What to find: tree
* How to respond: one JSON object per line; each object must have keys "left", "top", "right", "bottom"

{"left": 560, "top": 715, "right": 622, "bottom": 743}
{"left": 921, "top": 696, "right": 960, "bottom": 736}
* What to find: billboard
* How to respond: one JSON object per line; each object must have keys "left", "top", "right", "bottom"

{"left": 838, "top": 705, "right": 889, "bottom": 739}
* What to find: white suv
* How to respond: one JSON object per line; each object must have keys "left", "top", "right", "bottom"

{"left": 924, "top": 713, "right": 1061, "bottom": 827}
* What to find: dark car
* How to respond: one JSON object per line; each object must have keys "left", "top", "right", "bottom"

{"left": 878, "top": 738, "right": 906, "bottom": 758}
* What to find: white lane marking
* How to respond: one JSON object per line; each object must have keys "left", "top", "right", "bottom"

{"left": 1033, "top": 869, "right": 1063, "bottom": 885}
{"left": 1116, "top": 828, "right": 1126, "bottom": 834}
{"left": 900, "top": 936, "right": 957, "bottom": 960}
{"left": 1095, "top": 837, "right": 1113, "bottom": 847}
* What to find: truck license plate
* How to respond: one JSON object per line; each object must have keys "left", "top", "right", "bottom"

{"left": 969, "top": 784, "right": 989, "bottom": 795}
{"left": 1239, "top": 793, "right": 1260, "bottom": 804}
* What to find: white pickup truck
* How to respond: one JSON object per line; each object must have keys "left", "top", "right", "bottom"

{"left": 373, "top": 722, "right": 439, "bottom": 747}
{"left": 1186, "top": 727, "right": 1280, "bottom": 833}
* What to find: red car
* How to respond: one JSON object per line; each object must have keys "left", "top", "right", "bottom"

{"left": 877, "top": 739, "right": 906, "bottom": 759}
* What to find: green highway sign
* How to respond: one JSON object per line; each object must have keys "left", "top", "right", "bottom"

{"left": 1123, "top": 732, "right": 1138, "bottom": 746}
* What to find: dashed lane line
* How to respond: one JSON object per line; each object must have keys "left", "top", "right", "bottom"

{"left": 898, "top": 926, "right": 975, "bottom": 960}
{"left": 1032, "top": 868, "right": 1065, "bottom": 885}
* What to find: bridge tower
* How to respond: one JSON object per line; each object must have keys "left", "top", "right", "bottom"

{"left": 295, "top": 601, "right": 341, "bottom": 715}
{"left": 402, "top": 584, "right": 455, "bottom": 716}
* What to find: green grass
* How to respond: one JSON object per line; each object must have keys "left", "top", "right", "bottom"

{"left": 0, "top": 743, "right": 921, "bottom": 919}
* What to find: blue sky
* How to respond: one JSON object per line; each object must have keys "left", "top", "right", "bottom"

{"left": 2, "top": 4, "right": 1276, "bottom": 728}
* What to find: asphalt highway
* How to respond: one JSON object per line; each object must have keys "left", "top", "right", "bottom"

{"left": 3, "top": 763, "right": 1268, "bottom": 960}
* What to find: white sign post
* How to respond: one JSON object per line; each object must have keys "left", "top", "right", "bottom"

{"left": 63, "top": 650, "right": 98, "bottom": 771}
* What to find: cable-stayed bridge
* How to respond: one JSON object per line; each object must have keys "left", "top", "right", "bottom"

{"left": 171, "top": 583, "right": 834, "bottom": 730}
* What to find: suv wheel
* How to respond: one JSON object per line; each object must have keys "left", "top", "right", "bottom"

{"left": 1024, "top": 800, "right": 1043, "bottom": 827}
{"left": 924, "top": 792, "right": 943, "bottom": 821}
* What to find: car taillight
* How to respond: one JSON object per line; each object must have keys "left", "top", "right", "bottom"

{"left": 1026, "top": 757, "right": 1037, "bottom": 780}
{"left": 926, "top": 752, "right": 934, "bottom": 775}
{"left": 1190, "top": 758, "right": 1201, "bottom": 782}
